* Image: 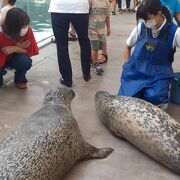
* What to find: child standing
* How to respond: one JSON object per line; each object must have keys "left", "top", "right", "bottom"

{"left": 89, "top": 0, "right": 111, "bottom": 75}
{"left": 0, "top": 0, "right": 16, "bottom": 25}
{"left": 118, "top": 0, "right": 180, "bottom": 110}
{"left": 0, "top": 7, "right": 39, "bottom": 89}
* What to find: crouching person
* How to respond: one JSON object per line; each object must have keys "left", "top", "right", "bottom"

{"left": 118, "top": 0, "right": 180, "bottom": 110}
{"left": 0, "top": 7, "right": 39, "bottom": 89}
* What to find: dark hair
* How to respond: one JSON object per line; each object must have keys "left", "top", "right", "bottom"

{"left": 2, "top": 7, "right": 30, "bottom": 40}
{"left": 136, "top": 0, "right": 172, "bottom": 23}
{"left": 8, "top": 0, "right": 16, "bottom": 5}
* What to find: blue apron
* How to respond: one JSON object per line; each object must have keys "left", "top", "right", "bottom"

{"left": 118, "top": 23, "right": 177, "bottom": 105}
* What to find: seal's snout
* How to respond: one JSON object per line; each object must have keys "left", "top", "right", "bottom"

{"left": 57, "top": 87, "right": 75, "bottom": 101}
{"left": 95, "top": 91, "right": 110, "bottom": 102}
{"left": 43, "top": 88, "right": 75, "bottom": 107}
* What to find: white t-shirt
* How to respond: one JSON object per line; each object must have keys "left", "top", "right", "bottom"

{"left": 127, "top": 21, "right": 180, "bottom": 49}
{"left": 0, "top": 5, "right": 15, "bottom": 25}
{"left": 48, "top": 0, "right": 90, "bottom": 14}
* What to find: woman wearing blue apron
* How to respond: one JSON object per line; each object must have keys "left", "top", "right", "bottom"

{"left": 118, "top": 0, "right": 180, "bottom": 110}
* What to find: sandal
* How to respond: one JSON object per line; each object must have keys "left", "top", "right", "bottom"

{"left": 98, "top": 54, "right": 108, "bottom": 64}
{"left": 68, "top": 32, "right": 78, "bottom": 41}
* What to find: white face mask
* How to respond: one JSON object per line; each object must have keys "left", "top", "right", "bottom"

{"left": 145, "top": 19, "right": 156, "bottom": 29}
{"left": 20, "top": 26, "right": 29, "bottom": 36}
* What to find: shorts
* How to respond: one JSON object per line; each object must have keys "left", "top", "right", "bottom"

{"left": 89, "top": 29, "right": 106, "bottom": 50}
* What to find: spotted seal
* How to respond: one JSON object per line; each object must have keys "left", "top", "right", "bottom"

{"left": 0, "top": 88, "right": 113, "bottom": 179}
{"left": 95, "top": 91, "right": 180, "bottom": 174}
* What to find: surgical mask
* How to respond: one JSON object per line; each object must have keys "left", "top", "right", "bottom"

{"left": 20, "top": 26, "right": 29, "bottom": 36}
{"left": 145, "top": 19, "right": 156, "bottom": 29}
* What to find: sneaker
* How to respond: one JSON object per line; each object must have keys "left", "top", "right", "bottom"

{"left": 16, "top": 83, "right": 27, "bottom": 89}
{"left": 60, "top": 78, "right": 72, "bottom": 87}
{"left": 51, "top": 38, "right": 56, "bottom": 43}
{"left": 93, "top": 63, "right": 104, "bottom": 75}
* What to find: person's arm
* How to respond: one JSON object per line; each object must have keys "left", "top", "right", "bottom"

{"left": 20, "top": 27, "right": 39, "bottom": 57}
{"left": 124, "top": 45, "right": 131, "bottom": 62}
{"left": 175, "top": 12, "right": 180, "bottom": 26}
{"left": 173, "top": 28, "right": 180, "bottom": 48}
{"left": 0, "top": 9, "right": 6, "bottom": 26}
{"left": 106, "top": 17, "right": 111, "bottom": 36}
{"left": 16, "top": 40, "right": 31, "bottom": 49}
{"left": 123, "top": 23, "right": 141, "bottom": 62}
{"left": 1, "top": 46, "right": 26, "bottom": 55}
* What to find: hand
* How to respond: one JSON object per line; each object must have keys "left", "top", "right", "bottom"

{"left": 107, "top": 29, "right": 111, "bottom": 36}
{"left": 1, "top": 46, "right": 16, "bottom": 55}
{"left": 16, "top": 40, "right": 31, "bottom": 49}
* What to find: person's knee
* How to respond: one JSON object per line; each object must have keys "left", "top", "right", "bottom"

{"left": 15, "top": 54, "right": 32, "bottom": 70}
{"left": 144, "top": 89, "right": 169, "bottom": 105}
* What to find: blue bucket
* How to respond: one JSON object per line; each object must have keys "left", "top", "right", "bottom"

{"left": 170, "top": 72, "right": 180, "bottom": 104}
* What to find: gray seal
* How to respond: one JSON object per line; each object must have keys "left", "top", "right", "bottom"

{"left": 95, "top": 91, "right": 180, "bottom": 174}
{"left": 0, "top": 88, "right": 113, "bottom": 180}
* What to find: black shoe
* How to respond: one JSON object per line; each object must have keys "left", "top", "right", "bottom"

{"left": 51, "top": 38, "right": 56, "bottom": 43}
{"left": 60, "top": 78, "right": 72, "bottom": 87}
{"left": 83, "top": 74, "right": 91, "bottom": 82}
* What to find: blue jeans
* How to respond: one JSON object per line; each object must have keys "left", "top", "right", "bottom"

{"left": 51, "top": 13, "right": 91, "bottom": 83}
{"left": 0, "top": 53, "right": 32, "bottom": 86}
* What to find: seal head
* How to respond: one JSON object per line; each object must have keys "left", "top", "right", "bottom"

{"left": 43, "top": 88, "right": 75, "bottom": 110}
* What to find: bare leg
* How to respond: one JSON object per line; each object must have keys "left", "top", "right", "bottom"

{"left": 91, "top": 49, "right": 99, "bottom": 64}
{"left": 111, "top": 0, "right": 117, "bottom": 15}
{"left": 92, "top": 49, "right": 104, "bottom": 75}
{"left": 98, "top": 42, "right": 108, "bottom": 64}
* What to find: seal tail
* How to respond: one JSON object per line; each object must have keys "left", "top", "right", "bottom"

{"left": 83, "top": 143, "right": 114, "bottom": 160}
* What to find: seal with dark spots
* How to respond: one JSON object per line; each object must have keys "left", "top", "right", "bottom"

{"left": 0, "top": 88, "right": 113, "bottom": 179}
{"left": 95, "top": 91, "right": 180, "bottom": 174}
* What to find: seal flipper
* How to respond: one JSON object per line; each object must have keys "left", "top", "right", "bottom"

{"left": 83, "top": 143, "right": 113, "bottom": 160}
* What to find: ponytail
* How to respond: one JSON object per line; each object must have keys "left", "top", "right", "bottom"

{"left": 161, "top": 5, "right": 172, "bottom": 23}
{"left": 136, "top": 0, "right": 172, "bottom": 24}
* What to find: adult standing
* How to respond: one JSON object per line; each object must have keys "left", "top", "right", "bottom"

{"left": 49, "top": 0, "right": 91, "bottom": 87}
